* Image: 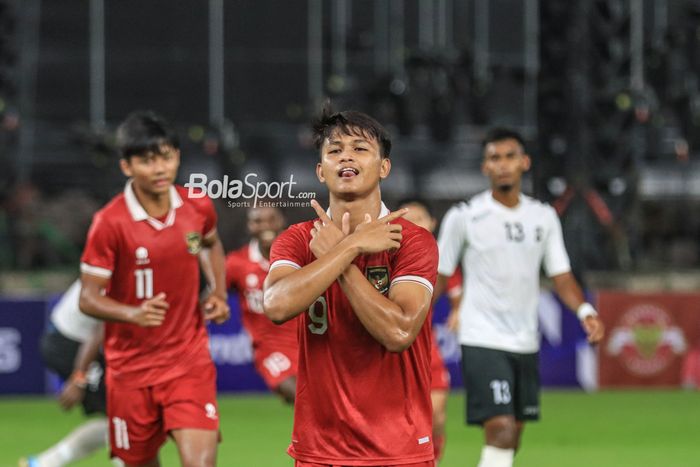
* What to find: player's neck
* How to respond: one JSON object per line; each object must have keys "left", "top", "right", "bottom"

{"left": 329, "top": 190, "right": 383, "bottom": 231}
{"left": 132, "top": 182, "right": 171, "bottom": 218}
{"left": 491, "top": 184, "right": 521, "bottom": 208}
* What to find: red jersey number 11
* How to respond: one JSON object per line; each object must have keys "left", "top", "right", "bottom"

{"left": 134, "top": 269, "right": 154, "bottom": 299}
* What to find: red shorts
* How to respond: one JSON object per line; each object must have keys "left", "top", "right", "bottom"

{"left": 430, "top": 339, "right": 450, "bottom": 391}
{"left": 107, "top": 363, "right": 219, "bottom": 465}
{"left": 253, "top": 341, "right": 298, "bottom": 390}
{"left": 294, "top": 461, "right": 435, "bottom": 467}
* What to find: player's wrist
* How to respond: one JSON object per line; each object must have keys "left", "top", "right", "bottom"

{"left": 69, "top": 370, "right": 88, "bottom": 389}
{"left": 576, "top": 302, "right": 598, "bottom": 321}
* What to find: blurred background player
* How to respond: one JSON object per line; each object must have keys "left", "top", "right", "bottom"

{"left": 264, "top": 108, "right": 438, "bottom": 466}
{"left": 20, "top": 279, "right": 106, "bottom": 467}
{"left": 435, "top": 128, "right": 605, "bottom": 467}
{"left": 78, "top": 111, "right": 230, "bottom": 467}
{"left": 225, "top": 206, "right": 298, "bottom": 404}
{"left": 398, "top": 198, "right": 463, "bottom": 464}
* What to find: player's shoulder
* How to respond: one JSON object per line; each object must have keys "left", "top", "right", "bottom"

{"left": 280, "top": 219, "right": 315, "bottom": 240}
{"left": 92, "top": 193, "right": 128, "bottom": 225}
{"left": 225, "top": 244, "right": 250, "bottom": 263}
{"left": 396, "top": 218, "right": 437, "bottom": 247}
{"left": 175, "top": 184, "right": 212, "bottom": 211}
{"left": 521, "top": 193, "right": 557, "bottom": 216}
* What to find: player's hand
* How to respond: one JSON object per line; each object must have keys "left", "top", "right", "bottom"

{"left": 130, "top": 292, "right": 168, "bottom": 327}
{"left": 58, "top": 380, "right": 85, "bottom": 410}
{"left": 202, "top": 294, "right": 231, "bottom": 324}
{"left": 309, "top": 199, "right": 350, "bottom": 258}
{"left": 582, "top": 315, "right": 605, "bottom": 344}
{"left": 348, "top": 209, "right": 407, "bottom": 254}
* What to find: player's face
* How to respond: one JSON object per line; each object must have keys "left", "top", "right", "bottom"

{"left": 400, "top": 203, "right": 436, "bottom": 233}
{"left": 120, "top": 145, "right": 180, "bottom": 196}
{"left": 316, "top": 129, "right": 391, "bottom": 199}
{"left": 481, "top": 138, "right": 530, "bottom": 192}
{"left": 247, "top": 207, "right": 285, "bottom": 248}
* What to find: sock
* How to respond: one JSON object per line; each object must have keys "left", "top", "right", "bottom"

{"left": 433, "top": 434, "right": 445, "bottom": 462}
{"left": 476, "top": 445, "right": 514, "bottom": 467}
{"left": 36, "top": 418, "right": 108, "bottom": 466}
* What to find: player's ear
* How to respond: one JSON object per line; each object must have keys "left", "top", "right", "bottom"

{"left": 119, "top": 158, "right": 133, "bottom": 177}
{"left": 522, "top": 154, "right": 532, "bottom": 172}
{"left": 379, "top": 157, "right": 391, "bottom": 180}
{"left": 316, "top": 162, "right": 326, "bottom": 183}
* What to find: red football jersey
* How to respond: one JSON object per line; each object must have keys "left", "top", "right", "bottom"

{"left": 225, "top": 240, "right": 297, "bottom": 353}
{"left": 269, "top": 204, "right": 438, "bottom": 465}
{"left": 81, "top": 182, "right": 216, "bottom": 389}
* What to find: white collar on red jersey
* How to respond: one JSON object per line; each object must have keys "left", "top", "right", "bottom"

{"left": 124, "top": 179, "right": 183, "bottom": 230}
{"left": 325, "top": 202, "right": 390, "bottom": 219}
{"left": 248, "top": 239, "right": 270, "bottom": 271}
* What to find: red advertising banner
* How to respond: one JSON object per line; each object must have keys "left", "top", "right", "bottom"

{"left": 597, "top": 291, "right": 700, "bottom": 388}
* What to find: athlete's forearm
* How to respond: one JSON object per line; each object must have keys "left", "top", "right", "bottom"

{"left": 200, "top": 237, "right": 228, "bottom": 299}
{"left": 73, "top": 324, "right": 104, "bottom": 373}
{"left": 263, "top": 237, "right": 360, "bottom": 323}
{"left": 79, "top": 288, "right": 139, "bottom": 324}
{"left": 552, "top": 272, "right": 586, "bottom": 312}
{"left": 338, "top": 265, "right": 417, "bottom": 352}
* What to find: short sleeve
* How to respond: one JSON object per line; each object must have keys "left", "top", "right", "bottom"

{"left": 80, "top": 212, "right": 117, "bottom": 279}
{"left": 437, "top": 205, "right": 467, "bottom": 277}
{"left": 543, "top": 207, "right": 571, "bottom": 277}
{"left": 198, "top": 195, "right": 218, "bottom": 238}
{"left": 269, "top": 223, "right": 310, "bottom": 271}
{"left": 391, "top": 226, "right": 438, "bottom": 295}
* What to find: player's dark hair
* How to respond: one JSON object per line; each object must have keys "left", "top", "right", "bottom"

{"left": 397, "top": 197, "right": 434, "bottom": 217}
{"left": 116, "top": 110, "right": 180, "bottom": 160}
{"left": 312, "top": 104, "right": 392, "bottom": 158}
{"left": 482, "top": 127, "right": 526, "bottom": 151}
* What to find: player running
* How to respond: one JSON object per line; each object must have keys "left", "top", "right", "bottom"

{"left": 79, "top": 111, "right": 230, "bottom": 467}
{"left": 225, "top": 206, "right": 297, "bottom": 404}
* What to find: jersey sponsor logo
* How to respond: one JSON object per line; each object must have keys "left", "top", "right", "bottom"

{"left": 606, "top": 304, "right": 687, "bottom": 376}
{"left": 185, "top": 232, "right": 203, "bottom": 254}
{"left": 418, "top": 436, "right": 431, "bottom": 445}
{"left": 366, "top": 266, "right": 389, "bottom": 294}
{"left": 135, "top": 246, "right": 150, "bottom": 265}
{"left": 523, "top": 405, "right": 539, "bottom": 415}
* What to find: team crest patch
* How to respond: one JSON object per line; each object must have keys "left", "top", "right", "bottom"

{"left": 185, "top": 232, "right": 202, "bottom": 254}
{"left": 366, "top": 266, "right": 390, "bottom": 294}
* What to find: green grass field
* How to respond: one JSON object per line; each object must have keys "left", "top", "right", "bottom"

{"left": 0, "top": 390, "right": 697, "bottom": 467}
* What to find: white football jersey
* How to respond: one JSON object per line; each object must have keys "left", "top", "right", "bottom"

{"left": 51, "top": 279, "right": 99, "bottom": 343}
{"left": 437, "top": 191, "right": 571, "bottom": 353}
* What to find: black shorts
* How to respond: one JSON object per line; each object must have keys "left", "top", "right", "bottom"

{"left": 40, "top": 329, "right": 106, "bottom": 415}
{"left": 461, "top": 345, "right": 540, "bottom": 425}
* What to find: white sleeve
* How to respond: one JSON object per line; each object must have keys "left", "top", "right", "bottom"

{"left": 437, "top": 205, "right": 467, "bottom": 277}
{"left": 543, "top": 207, "right": 571, "bottom": 277}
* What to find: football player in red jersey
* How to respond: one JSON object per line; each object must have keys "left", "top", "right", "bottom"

{"left": 263, "top": 107, "right": 439, "bottom": 466}
{"left": 79, "top": 111, "right": 230, "bottom": 467}
{"left": 399, "top": 198, "right": 463, "bottom": 464}
{"left": 225, "top": 206, "right": 298, "bottom": 404}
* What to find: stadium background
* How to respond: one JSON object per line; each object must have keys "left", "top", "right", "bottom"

{"left": 0, "top": 1, "right": 699, "bottom": 466}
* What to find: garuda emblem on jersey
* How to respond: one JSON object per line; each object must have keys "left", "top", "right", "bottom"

{"left": 366, "top": 266, "right": 389, "bottom": 294}
{"left": 185, "top": 232, "right": 202, "bottom": 254}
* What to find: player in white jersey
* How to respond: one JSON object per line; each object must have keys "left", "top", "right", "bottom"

{"left": 20, "top": 279, "right": 107, "bottom": 467}
{"left": 434, "top": 128, "right": 605, "bottom": 467}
